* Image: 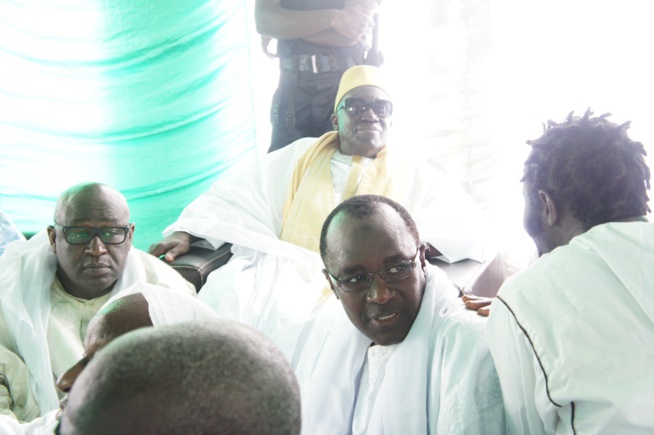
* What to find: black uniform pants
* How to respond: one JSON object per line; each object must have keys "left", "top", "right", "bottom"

{"left": 268, "top": 69, "right": 346, "bottom": 152}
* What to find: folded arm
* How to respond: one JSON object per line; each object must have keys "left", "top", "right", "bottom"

{"left": 255, "top": 0, "right": 377, "bottom": 46}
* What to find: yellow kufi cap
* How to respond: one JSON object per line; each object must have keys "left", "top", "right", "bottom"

{"left": 334, "top": 65, "right": 388, "bottom": 112}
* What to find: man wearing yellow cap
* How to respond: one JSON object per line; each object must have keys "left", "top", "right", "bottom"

{"left": 149, "top": 65, "right": 487, "bottom": 357}
{"left": 255, "top": 0, "right": 383, "bottom": 152}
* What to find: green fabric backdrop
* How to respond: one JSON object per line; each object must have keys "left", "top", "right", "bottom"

{"left": 0, "top": 0, "right": 257, "bottom": 250}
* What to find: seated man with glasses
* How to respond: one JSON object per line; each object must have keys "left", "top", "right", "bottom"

{"left": 151, "top": 64, "right": 484, "bottom": 265}
{"left": 293, "top": 194, "right": 505, "bottom": 434}
{"left": 0, "top": 182, "right": 195, "bottom": 423}
{"left": 149, "top": 66, "right": 487, "bottom": 356}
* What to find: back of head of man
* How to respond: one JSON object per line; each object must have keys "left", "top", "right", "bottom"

{"left": 521, "top": 109, "right": 651, "bottom": 255}
{"left": 55, "top": 292, "right": 154, "bottom": 402}
{"left": 57, "top": 320, "right": 302, "bottom": 435}
{"left": 47, "top": 182, "right": 135, "bottom": 299}
{"left": 319, "top": 194, "right": 428, "bottom": 346}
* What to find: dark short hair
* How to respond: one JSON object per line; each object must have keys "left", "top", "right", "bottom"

{"left": 319, "top": 194, "right": 420, "bottom": 261}
{"left": 60, "top": 321, "right": 301, "bottom": 435}
{"left": 522, "top": 109, "right": 651, "bottom": 230}
{"left": 53, "top": 182, "right": 128, "bottom": 224}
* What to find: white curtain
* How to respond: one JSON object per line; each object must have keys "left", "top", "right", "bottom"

{"left": 378, "top": 0, "right": 654, "bottom": 274}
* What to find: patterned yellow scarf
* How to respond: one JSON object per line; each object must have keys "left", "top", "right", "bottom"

{"left": 280, "top": 131, "right": 406, "bottom": 252}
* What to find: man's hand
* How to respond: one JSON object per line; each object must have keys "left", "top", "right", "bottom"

{"left": 148, "top": 231, "right": 195, "bottom": 262}
{"left": 261, "top": 35, "right": 275, "bottom": 58}
{"left": 332, "top": 4, "right": 376, "bottom": 44}
{"left": 462, "top": 294, "right": 494, "bottom": 317}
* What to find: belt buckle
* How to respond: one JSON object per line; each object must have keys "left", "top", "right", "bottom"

{"left": 310, "top": 54, "right": 319, "bottom": 73}
{"left": 297, "top": 55, "right": 309, "bottom": 72}
{"left": 293, "top": 54, "right": 337, "bottom": 73}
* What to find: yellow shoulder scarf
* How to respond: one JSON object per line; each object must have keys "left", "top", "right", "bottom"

{"left": 280, "top": 131, "right": 407, "bottom": 252}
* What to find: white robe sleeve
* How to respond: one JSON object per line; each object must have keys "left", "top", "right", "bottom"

{"left": 133, "top": 249, "right": 196, "bottom": 295}
{"left": 486, "top": 296, "right": 553, "bottom": 435}
{"left": 0, "top": 414, "right": 25, "bottom": 435}
{"left": 162, "top": 138, "right": 315, "bottom": 252}
{"left": 429, "top": 305, "right": 506, "bottom": 434}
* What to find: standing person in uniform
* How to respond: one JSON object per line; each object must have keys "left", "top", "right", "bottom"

{"left": 255, "top": 0, "right": 383, "bottom": 152}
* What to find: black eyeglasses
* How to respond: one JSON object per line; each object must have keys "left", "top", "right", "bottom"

{"left": 337, "top": 98, "right": 393, "bottom": 118}
{"left": 325, "top": 247, "right": 420, "bottom": 293}
{"left": 54, "top": 224, "right": 131, "bottom": 245}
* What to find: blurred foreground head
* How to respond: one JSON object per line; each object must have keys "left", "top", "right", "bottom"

{"left": 58, "top": 320, "right": 302, "bottom": 435}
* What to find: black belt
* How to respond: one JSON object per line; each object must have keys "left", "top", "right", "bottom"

{"left": 280, "top": 54, "right": 359, "bottom": 73}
